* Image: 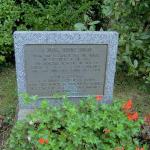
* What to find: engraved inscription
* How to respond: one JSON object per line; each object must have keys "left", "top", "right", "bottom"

{"left": 24, "top": 44, "right": 108, "bottom": 97}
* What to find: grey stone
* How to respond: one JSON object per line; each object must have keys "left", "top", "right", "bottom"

{"left": 14, "top": 31, "right": 118, "bottom": 119}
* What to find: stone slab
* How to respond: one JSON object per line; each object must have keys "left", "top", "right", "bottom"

{"left": 14, "top": 31, "right": 118, "bottom": 119}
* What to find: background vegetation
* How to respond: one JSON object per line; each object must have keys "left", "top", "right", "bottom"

{"left": 102, "top": 0, "right": 150, "bottom": 88}
{"left": 0, "top": 0, "right": 104, "bottom": 63}
{"left": 0, "top": 0, "right": 150, "bottom": 86}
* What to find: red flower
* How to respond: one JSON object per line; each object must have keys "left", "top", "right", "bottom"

{"left": 45, "top": 139, "right": 48, "bottom": 144}
{"left": 127, "top": 112, "right": 138, "bottom": 121}
{"left": 96, "top": 95, "right": 103, "bottom": 101}
{"left": 38, "top": 138, "right": 45, "bottom": 144}
{"left": 122, "top": 99, "right": 132, "bottom": 110}
{"left": 38, "top": 138, "right": 49, "bottom": 144}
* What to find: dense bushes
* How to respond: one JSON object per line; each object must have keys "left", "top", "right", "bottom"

{"left": 7, "top": 97, "right": 147, "bottom": 149}
{"left": 102, "top": 0, "right": 150, "bottom": 85}
{"left": 0, "top": 0, "right": 103, "bottom": 64}
{"left": 0, "top": 0, "right": 149, "bottom": 85}
{"left": 0, "top": 0, "right": 20, "bottom": 63}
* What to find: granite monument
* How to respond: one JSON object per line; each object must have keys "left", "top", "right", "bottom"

{"left": 14, "top": 31, "right": 118, "bottom": 119}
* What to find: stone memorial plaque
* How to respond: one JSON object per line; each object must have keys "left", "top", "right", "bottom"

{"left": 24, "top": 44, "right": 107, "bottom": 97}
{"left": 14, "top": 31, "right": 118, "bottom": 119}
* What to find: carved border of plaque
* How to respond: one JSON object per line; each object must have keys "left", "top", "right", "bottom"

{"left": 14, "top": 31, "right": 118, "bottom": 119}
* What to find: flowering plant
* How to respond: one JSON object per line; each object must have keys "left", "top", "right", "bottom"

{"left": 6, "top": 96, "right": 148, "bottom": 149}
{"left": 122, "top": 99, "right": 139, "bottom": 121}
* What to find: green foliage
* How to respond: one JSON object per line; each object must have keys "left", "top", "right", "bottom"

{"left": 74, "top": 0, "right": 150, "bottom": 86}
{"left": 1, "top": 0, "right": 149, "bottom": 85}
{"left": 102, "top": 0, "right": 150, "bottom": 85}
{"left": 0, "top": 0, "right": 103, "bottom": 64}
{"left": 0, "top": 0, "right": 20, "bottom": 64}
{"left": 19, "top": 93, "right": 39, "bottom": 104}
{"left": 6, "top": 96, "right": 147, "bottom": 149}
{"left": 74, "top": 14, "right": 100, "bottom": 31}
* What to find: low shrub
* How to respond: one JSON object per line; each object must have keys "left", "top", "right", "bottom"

{"left": 6, "top": 96, "right": 147, "bottom": 149}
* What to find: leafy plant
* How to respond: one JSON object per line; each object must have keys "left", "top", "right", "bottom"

{"left": 6, "top": 96, "right": 148, "bottom": 149}
{"left": 74, "top": 14, "right": 100, "bottom": 31}
{"left": 102, "top": 0, "right": 150, "bottom": 85}
{"left": 0, "top": 0, "right": 20, "bottom": 64}
{"left": 74, "top": 1, "right": 150, "bottom": 87}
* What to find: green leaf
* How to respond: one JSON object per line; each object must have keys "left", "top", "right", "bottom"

{"left": 84, "top": 14, "right": 89, "bottom": 22}
{"left": 40, "top": 100, "right": 49, "bottom": 109}
{"left": 88, "top": 21, "right": 100, "bottom": 25}
{"left": 74, "top": 23, "right": 87, "bottom": 31}
{"left": 139, "top": 34, "right": 150, "bottom": 40}
{"left": 133, "top": 59, "right": 138, "bottom": 68}
{"left": 0, "top": 55, "right": 5, "bottom": 64}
